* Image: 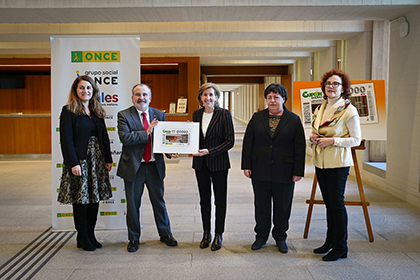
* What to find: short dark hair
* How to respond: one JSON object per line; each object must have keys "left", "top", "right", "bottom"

{"left": 264, "top": 83, "right": 287, "bottom": 103}
{"left": 321, "top": 69, "right": 351, "bottom": 100}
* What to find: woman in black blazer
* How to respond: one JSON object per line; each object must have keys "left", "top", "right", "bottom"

{"left": 192, "top": 83, "right": 234, "bottom": 251}
{"left": 58, "top": 75, "right": 113, "bottom": 251}
{"left": 241, "top": 84, "right": 306, "bottom": 253}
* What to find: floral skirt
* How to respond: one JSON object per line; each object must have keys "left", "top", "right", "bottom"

{"left": 57, "top": 136, "right": 112, "bottom": 204}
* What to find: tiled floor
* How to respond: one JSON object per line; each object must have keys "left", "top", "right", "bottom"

{"left": 1, "top": 120, "right": 420, "bottom": 279}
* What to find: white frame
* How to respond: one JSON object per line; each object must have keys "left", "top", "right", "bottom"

{"left": 153, "top": 121, "right": 199, "bottom": 154}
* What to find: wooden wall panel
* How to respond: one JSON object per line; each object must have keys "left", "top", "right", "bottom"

{"left": 0, "top": 74, "right": 51, "bottom": 154}
{"left": 0, "top": 117, "right": 51, "bottom": 154}
{"left": 141, "top": 74, "right": 179, "bottom": 113}
{"left": 28, "top": 75, "right": 51, "bottom": 114}
{"left": 0, "top": 86, "right": 17, "bottom": 114}
{"left": 281, "top": 74, "right": 292, "bottom": 110}
{"left": 259, "top": 83, "right": 265, "bottom": 111}
{"left": 165, "top": 115, "right": 189, "bottom": 121}
{"left": 141, "top": 57, "right": 200, "bottom": 121}
{"left": 178, "top": 63, "right": 188, "bottom": 98}
{"left": 0, "top": 118, "right": 16, "bottom": 153}
{"left": 0, "top": 75, "right": 51, "bottom": 114}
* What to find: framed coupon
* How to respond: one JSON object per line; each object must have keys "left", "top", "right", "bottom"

{"left": 153, "top": 121, "right": 199, "bottom": 154}
{"left": 348, "top": 82, "right": 378, "bottom": 124}
{"left": 176, "top": 98, "right": 188, "bottom": 113}
{"left": 299, "top": 82, "right": 379, "bottom": 129}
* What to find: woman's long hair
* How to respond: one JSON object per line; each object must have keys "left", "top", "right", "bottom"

{"left": 67, "top": 75, "right": 106, "bottom": 118}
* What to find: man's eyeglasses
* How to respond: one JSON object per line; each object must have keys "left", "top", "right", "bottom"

{"left": 325, "top": 82, "right": 342, "bottom": 88}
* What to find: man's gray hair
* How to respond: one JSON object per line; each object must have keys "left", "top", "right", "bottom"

{"left": 131, "top": 83, "right": 151, "bottom": 95}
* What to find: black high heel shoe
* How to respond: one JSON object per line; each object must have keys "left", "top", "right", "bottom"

{"left": 322, "top": 248, "right": 347, "bottom": 261}
{"left": 211, "top": 234, "right": 222, "bottom": 251}
{"left": 200, "top": 231, "right": 212, "bottom": 249}
{"left": 313, "top": 242, "right": 333, "bottom": 254}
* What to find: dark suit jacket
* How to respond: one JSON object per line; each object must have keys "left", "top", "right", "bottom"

{"left": 117, "top": 106, "right": 168, "bottom": 182}
{"left": 241, "top": 107, "right": 306, "bottom": 183}
{"left": 192, "top": 107, "right": 235, "bottom": 171}
{"left": 59, "top": 105, "right": 112, "bottom": 169}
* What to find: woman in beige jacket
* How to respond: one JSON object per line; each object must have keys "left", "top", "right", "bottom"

{"left": 309, "top": 69, "right": 361, "bottom": 262}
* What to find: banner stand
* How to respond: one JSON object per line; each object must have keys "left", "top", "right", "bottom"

{"left": 51, "top": 36, "right": 140, "bottom": 231}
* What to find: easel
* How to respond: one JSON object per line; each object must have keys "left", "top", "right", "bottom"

{"left": 303, "top": 139, "right": 374, "bottom": 242}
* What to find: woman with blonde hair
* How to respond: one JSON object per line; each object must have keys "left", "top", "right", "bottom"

{"left": 192, "top": 83, "right": 234, "bottom": 251}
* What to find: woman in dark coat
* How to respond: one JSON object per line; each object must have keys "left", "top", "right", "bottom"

{"left": 241, "top": 83, "right": 306, "bottom": 253}
{"left": 192, "top": 83, "right": 234, "bottom": 251}
{"left": 58, "top": 75, "right": 113, "bottom": 251}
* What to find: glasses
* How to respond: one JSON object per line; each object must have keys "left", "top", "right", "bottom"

{"left": 325, "top": 82, "right": 342, "bottom": 88}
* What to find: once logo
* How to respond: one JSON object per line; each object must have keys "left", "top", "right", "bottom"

{"left": 100, "top": 211, "right": 118, "bottom": 216}
{"left": 71, "top": 51, "right": 120, "bottom": 63}
{"left": 57, "top": 213, "right": 73, "bottom": 218}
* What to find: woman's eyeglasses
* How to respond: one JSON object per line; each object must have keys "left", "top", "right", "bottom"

{"left": 325, "top": 82, "right": 342, "bottom": 88}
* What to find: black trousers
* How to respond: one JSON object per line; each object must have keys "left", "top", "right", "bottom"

{"left": 252, "top": 179, "right": 295, "bottom": 242}
{"left": 194, "top": 162, "right": 228, "bottom": 234}
{"left": 315, "top": 166, "right": 350, "bottom": 251}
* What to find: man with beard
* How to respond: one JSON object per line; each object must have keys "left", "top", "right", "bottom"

{"left": 117, "top": 84, "right": 178, "bottom": 252}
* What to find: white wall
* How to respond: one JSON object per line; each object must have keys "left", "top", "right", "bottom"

{"left": 300, "top": 57, "right": 311, "bottom": 81}
{"left": 232, "top": 84, "right": 259, "bottom": 124}
{"left": 346, "top": 29, "right": 373, "bottom": 80}
{"left": 385, "top": 8, "right": 420, "bottom": 206}
{"left": 318, "top": 46, "right": 335, "bottom": 80}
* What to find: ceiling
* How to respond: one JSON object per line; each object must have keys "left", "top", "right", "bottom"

{"left": 0, "top": 1, "right": 419, "bottom": 91}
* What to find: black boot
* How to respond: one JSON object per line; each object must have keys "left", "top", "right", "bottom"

{"left": 211, "top": 233, "right": 222, "bottom": 251}
{"left": 199, "top": 231, "right": 212, "bottom": 249}
{"left": 322, "top": 248, "right": 348, "bottom": 261}
{"left": 314, "top": 208, "right": 335, "bottom": 254}
{"left": 87, "top": 203, "right": 102, "bottom": 248}
{"left": 313, "top": 241, "right": 333, "bottom": 254}
{"left": 73, "top": 203, "right": 96, "bottom": 251}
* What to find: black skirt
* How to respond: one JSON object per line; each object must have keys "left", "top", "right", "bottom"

{"left": 58, "top": 136, "right": 112, "bottom": 204}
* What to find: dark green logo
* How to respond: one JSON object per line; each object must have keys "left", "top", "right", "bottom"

{"left": 71, "top": 51, "right": 83, "bottom": 63}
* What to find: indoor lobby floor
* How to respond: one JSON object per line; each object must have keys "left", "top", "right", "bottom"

{"left": 1, "top": 121, "right": 420, "bottom": 280}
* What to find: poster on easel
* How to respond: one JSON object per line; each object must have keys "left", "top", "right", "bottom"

{"left": 292, "top": 80, "right": 386, "bottom": 140}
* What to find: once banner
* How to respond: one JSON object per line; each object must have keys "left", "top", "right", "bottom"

{"left": 51, "top": 36, "right": 140, "bottom": 231}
